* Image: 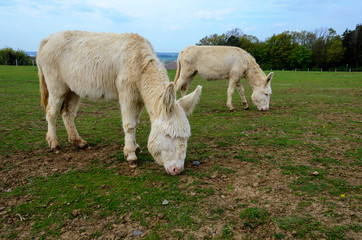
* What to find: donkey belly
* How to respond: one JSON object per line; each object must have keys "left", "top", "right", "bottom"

{"left": 65, "top": 74, "right": 119, "bottom": 101}
{"left": 198, "top": 67, "right": 230, "bottom": 81}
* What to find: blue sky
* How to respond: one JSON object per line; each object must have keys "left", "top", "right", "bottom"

{"left": 0, "top": 0, "right": 361, "bottom": 52}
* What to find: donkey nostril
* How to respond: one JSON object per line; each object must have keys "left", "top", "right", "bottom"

{"left": 173, "top": 168, "right": 183, "bottom": 175}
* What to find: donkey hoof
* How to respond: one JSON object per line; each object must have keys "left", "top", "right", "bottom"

{"left": 80, "top": 143, "right": 90, "bottom": 150}
{"left": 244, "top": 106, "right": 250, "bottom": 110}
{"left": 128, "top": 160, "right": 138, "bottom": 168}
{"left": 52, "top": 146, "right": 61, "bottom": 154}
{"left": 229, "top": 108, "right": 236, "bottom": 112}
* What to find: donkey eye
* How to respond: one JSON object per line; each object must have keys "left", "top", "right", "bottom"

{"left": 166, "top": 134, "right": 172, "bottom": 139}
{"left": 265, "top": 93, "right": 269, "bottom": 96}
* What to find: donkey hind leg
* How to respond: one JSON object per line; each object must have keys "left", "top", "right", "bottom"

{"left": 61, "top": 92, "right": 89, "bottom": 149}
{"left": 226, "top": 79, "right": 237, "bottom": 111}
{"left": 46, "top": 93, "right": 64, "bottom": 151}
{"left": 235, "top": 80, "right": 249, "bottom": 110}
{"left": 120, "top": 97, "right": 144, "bottom": 168}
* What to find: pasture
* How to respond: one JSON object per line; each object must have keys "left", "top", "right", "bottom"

{"left": 0, "top": 66, "right": 361, "bottom": 239}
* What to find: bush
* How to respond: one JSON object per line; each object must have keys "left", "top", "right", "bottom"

{"left": 0, "top": 47, "right": 33, "bottom": 65}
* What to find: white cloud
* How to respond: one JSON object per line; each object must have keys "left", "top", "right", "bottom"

{"left": 195, "top": 11, "right": 214, "bottom": 20}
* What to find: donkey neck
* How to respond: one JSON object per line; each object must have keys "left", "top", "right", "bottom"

{"left": 245, "top": 60, "right": 267, "bottom": 90}
{"left": 138, "top": 62, "right": 169, "bottom": 122}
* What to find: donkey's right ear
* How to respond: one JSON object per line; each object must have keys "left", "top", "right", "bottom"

{"left": 266, "top": 72, "right": 274, "bottom": 86}
{"left": 178, "top": 85, "right": 202, "bottom": 115}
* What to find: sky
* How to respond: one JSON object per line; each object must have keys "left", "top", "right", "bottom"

{"left": 0, "top": 0, "right": 361, "bottom": 52}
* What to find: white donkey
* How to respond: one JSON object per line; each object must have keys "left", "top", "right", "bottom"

{"left": 37, "top": 31, "right": 202, "bottom": 175}
{"left": 174, "top": 46, "right": 273, "bottom": 111}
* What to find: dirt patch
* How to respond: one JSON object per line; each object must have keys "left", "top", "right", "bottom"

{"left": 1, "top": 144, "right": 120, "bottom": 191}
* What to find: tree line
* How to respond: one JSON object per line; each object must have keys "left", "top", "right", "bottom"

{"left": 0, "top": 47, "right": 33, "bottom": 65}
{"left": 197, "top": 24, "right": 362, "bottom": 71}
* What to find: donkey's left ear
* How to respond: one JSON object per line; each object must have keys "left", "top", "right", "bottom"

{"left": 266, "top": 72, "right": 274, "bottom": 86}
{"left": 178, "top": 85, "right": 202, "bottom": 115}
{"left": 163, "top": 82, "right": 176, "bottom": 114}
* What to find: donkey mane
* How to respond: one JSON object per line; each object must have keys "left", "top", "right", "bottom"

{"left": 244, "top": 55, "right": 268, "bottom": 88}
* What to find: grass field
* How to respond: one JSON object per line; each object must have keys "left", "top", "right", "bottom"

{"left": 0, "top": 65, "right": 361, "bottom": 239}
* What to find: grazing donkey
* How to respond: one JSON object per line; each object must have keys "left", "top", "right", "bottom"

{"left": 37, "top": 31, "right": 202, "bottom": 175}
{"left": 174, "top": 46, "right": 273, "bottom": 111}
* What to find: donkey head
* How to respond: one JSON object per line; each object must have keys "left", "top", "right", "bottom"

{"left": 148, "top": 83, "right": 202, "bottom": 175}
{"left": 251, "top": 72, "right": 273, "bottom": 111}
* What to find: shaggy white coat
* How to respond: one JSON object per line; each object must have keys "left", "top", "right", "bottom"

{"left": 174, "top": 46, "right": 273, "bottom": 111}
{"left": 37, "top": 31, "right": 202, "bottom": 175}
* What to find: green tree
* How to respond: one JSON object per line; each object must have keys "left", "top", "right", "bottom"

{"left": 254, "top": 42, "right": 270, "bottom": 69}
{"left": 226, "top": 35, "right": 240, "bottom": 47}
{"left": 342, "top": 24, "right": 362, "bottom": 69}
{"left": 226, "top": 28, "right": 244, "bottom": 39}
{"left": 197, "top": 33, "right": 228, "bottom": 46}
{"left": 266, "top": 32, "right": 298, "bottom": 69}
{"left": 0, "top": 47, "right": 32, "bottom": 65}
{"left": 0, "top": 47, "right": 16, "bottom": 65}
{"left": 289, "top": 45, "right": 312, "bottom": 70}
{"left": 290, "top": 30, "right": 317, "bottom": 50}
{"left": 239, "top": 34, "right": 259, "bottom": 56}
{"left": 312, "top": 38, "right": 326, "bottom": 69}
{"left": 326, "top": 36, "right": 345, "bottom": 67}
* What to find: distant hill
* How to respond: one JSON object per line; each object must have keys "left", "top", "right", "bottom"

{"left": 26, "top": 52, "right": 37, "bottom": 57}
{"left": 156, "top": 52, "right": 178, "bottom": 62}
{"left": 164, "top": 61, "right": 177, "bottom": 69}
{"left": 26, "top": 51, "right": 179, "bottom": 69}
{"left": 27, "top": 52, "right": 178, "bottom": 60}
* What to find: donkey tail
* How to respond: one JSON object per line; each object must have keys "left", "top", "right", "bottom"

{"left": 38, "top": 65, "right": 48, "bottom": 110}
{"left": 38, "top": 38, "right": 49, "bottom": 111}
{"left": 174, "top": 56, "right": 181, "bottom": 90}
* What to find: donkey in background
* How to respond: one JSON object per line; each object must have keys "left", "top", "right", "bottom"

{"left": 174, "top": 46, "right": 273, "bottom": 111}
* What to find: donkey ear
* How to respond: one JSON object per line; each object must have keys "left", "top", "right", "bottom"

{"left": 163, "top": 82, "right": 176, "bottom": 114}
{"left": 178, "top": 85, "right": 202, "bottom": 115}
{"left": 266, "top": 72, "right": 274, "bottom": 86}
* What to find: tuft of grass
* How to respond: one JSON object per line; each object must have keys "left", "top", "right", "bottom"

{"left": 277, "top": 215, "right": 323, "bottom": 238}
{"left": 239, "top": 207, "right": 270, "bottom": 229}
{"left": 309, "top": 157, "right": 342, "bottom": 166}
{"left": 221, "top": 223, "right": 234, "bottom": 239}
{"left": 212, "top": 165, "right": 237, "bottom": 174}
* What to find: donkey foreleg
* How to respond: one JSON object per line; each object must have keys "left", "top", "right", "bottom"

{"left": 123, "top": 126, "right": 139, "bottom": 168}
{"left": 120, "top": 97, "right": 143, "bottom": 168}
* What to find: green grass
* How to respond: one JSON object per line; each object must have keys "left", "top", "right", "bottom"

{"left": 1, "top": 66, "right": 361, "bottom": 239}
